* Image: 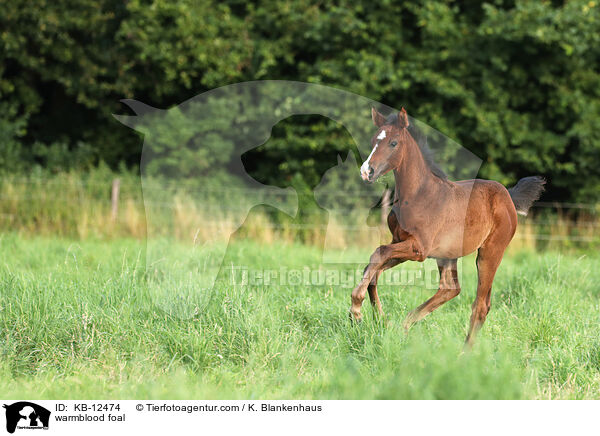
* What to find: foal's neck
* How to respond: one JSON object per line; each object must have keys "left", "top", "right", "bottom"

{"left": 393, "top": 134, "right": 439, "bottom": 201}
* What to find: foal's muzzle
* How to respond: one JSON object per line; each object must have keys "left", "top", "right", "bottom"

{"left": 360, "top": 165, "right": 375, "bottom": 182}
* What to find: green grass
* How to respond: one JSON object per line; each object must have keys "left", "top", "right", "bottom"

{"left": 1, "top": 234, "right": 599, "bottom": 399}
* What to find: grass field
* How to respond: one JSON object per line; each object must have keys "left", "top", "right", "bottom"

{"left": 1, "top": 234, "right": 599, "bottom": 399}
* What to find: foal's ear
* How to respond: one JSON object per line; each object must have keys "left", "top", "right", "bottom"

{"left": 397, "top": 107, "right": 410, "bottom": 129}
{"left": 371, "top": 107, "right": 386, "bottom": 127}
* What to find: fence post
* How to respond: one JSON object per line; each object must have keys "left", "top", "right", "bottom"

{"left": 381, "top": 189, "right": 391, "bottom": 227}
{"left": 111, "top": 178, "right": 121, "bottom": 222}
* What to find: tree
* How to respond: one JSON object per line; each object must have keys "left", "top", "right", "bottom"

{"left": 0, "top": 0, "right": 598, "bottom": 202}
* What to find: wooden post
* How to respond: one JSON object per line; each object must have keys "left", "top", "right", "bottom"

{"left": 381, "top": 189, "right": 391, "bottom": 227}
{"left": 111, "top": 178, "right": 121, "bottom": 222}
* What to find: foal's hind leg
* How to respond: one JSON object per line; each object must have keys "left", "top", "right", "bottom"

{"left": 464, "top": 247, "right": 504, "bottom": 347}
{"left": 464, "top": 224, "right": 514, "bottom": 346}
{"left": 402, "top": 258, "right": 460, "bottom": 332}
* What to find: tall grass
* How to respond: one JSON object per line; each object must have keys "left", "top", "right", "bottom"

{"left": 0, "top": 236, "right": 599, "bottom": 399}
{"left": 0, "top": 168, "right": 597, "bottom": 250}
{"left": 0, "top": 167, "right": 145, "bottom": 239}
{"left": 0, "top": 169, "right": 598, "bottom": 399}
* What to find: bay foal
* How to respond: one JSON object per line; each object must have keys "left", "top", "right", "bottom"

{"left": 351, "top": 107, "right": 545, "bottom": 346}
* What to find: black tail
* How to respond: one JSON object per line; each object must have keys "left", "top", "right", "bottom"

{"left": 508, "top": 176, "right": 546, "bottom": 216}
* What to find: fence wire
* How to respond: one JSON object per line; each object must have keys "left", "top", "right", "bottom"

{"left": 0, "top": 178, "right": 597, "bottom": 245}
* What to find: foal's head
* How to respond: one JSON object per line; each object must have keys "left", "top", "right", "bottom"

{"left": 360, "top": 107, "right": 414, "bottom": 182}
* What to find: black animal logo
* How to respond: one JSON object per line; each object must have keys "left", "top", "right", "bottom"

{"left": 3, "top": 402, "right": 50, "bottom": 434}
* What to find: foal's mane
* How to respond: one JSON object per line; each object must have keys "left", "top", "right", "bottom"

{"left": 384, "top": 113, "right": 447, "bottom": 180}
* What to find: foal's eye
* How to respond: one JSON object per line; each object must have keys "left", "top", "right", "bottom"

{"left": 390, "top": 141, "right": 398, "bottom": 147}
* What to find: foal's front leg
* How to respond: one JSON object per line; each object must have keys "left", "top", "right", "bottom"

{"left": 350, "top": 239, "right": 425, "bottom": 321}
{"left": 366, "top": 258, "right": 404, "bottom": 319}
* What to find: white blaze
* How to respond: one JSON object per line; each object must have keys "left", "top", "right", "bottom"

{"left": 361, "top": 129, "right": 386, "bottom": 179}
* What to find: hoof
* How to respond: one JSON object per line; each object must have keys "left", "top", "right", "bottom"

{"left": 402, "top": 309, "right": 422, "bottom": 333}
{"left": 402, "top": 316, "right": 415, "bottom": 334}
{"left": 463, "top": 336, "right": 475, "bottom": 350}
{"left": 348, "top": 308, "right": 363, "bottom": 324}
{"left": 373, "top": 311, "right": 388, "bottom": 326}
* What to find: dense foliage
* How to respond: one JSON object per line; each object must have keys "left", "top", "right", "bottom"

{"left": 1, "top": 0, "right": 599, "bottom": 201}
